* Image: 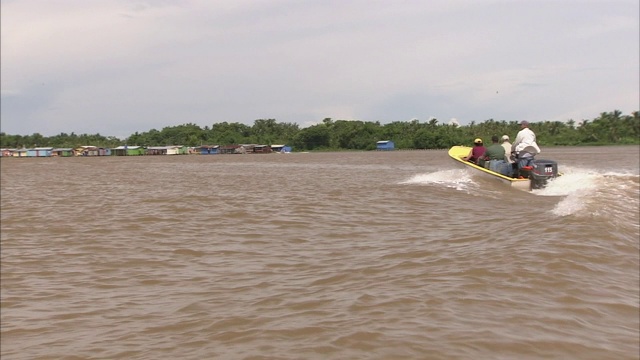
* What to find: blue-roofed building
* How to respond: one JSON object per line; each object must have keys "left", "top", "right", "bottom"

{"left": 198, "top": 145, "right": 220, "bottom": 155}
{"left": 271, "top": 145, "right": 292, "bottom": 153}
{"left": 376, "top": 140, "right": 395, "bottom": 151}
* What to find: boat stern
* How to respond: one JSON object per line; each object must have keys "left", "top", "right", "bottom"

{"left": 520, "top": 159, "right": 559, "bottom": 189}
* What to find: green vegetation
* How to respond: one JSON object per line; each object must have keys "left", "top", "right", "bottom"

{"left": 1, "top": 110, "right": 638, "bottom": 151}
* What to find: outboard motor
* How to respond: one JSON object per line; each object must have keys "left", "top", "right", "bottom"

{"left": 521, "top": 159, "right": 558, "bottom": 189}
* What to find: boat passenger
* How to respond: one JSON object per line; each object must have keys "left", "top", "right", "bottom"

{"left": 462, "top": 138, "right": 486, "bottom": 165}
{"left": 500, "top": 135, "right": 516, "bottom": 177}
{"left": 483, "top": 135, "right": 506, "bottom": 173}
{"left": 511, "top": 120, "right": 541, "bottom": 170}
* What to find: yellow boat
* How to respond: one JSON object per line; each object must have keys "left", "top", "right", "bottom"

{"left": 448, "top": 146, "right": 559, "bottom": 192}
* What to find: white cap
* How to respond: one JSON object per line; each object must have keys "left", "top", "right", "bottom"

{"left": 500, "top": 135, "right": 510, "bottom": 141}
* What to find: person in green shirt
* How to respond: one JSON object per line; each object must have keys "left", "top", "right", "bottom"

{"left": 483, "top": 135, "right": 506, "bottom": 173}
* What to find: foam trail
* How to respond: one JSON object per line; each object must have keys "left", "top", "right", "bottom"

{"left": 548, "top": 167, "right": 640, "bottom": 217}
{"left": 400, "top": 169, "right": 475, "bottom": 191}
{"left": 534, "top": 170, "right": 598, "bottom": 197}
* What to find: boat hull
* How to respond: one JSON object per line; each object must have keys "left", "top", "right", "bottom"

{"left": 448, "top": 146, "right": 532, "bottom": 191}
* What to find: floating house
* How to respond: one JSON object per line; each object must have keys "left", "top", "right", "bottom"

{"left": 271, "top": 145, "right": 292, "bottom": 153}
{"left": 239, "top": 144, "right": 254, "bottom": 153}
{"left": 252, "top": 145, "right": 272, "bottom": 154}
{"left": 12, "top": 149, "right": 28, "bottom": 157}
{"left": 146, "top": 146, "right": 187, "bottom": 155}
{"left": 376, "top": 140, "right": 395, "bottom": 151}
{"left": 146, "top": 146, "right": 168, "bottom": 155}
{"left": 111, "top": 145, "right": 145, "bottom": 156}
{"left": 166, "top": 145, "right": 187, "bottom": 155}
{"left": 198, "top": 145, "right": 220, "bottom": 155}
{"left": 236, "top": 144, "right": 273, "bottom": 154}
{"left": 75, "top": 146, "right": 92, "bottom": 156}
{"left": 52, "top": 148, "right": 74, "bottom": 157}
{"left": 27, "top": 147, "right": 53, "bottom": 157}
{"left": 74, "top": 146, "right": 111, "bottom": 156}
{"left": 219, "top": 145, "right": 242, "bottom": 154}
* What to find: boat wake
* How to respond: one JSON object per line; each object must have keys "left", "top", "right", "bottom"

{"left": 400, "top": 169, "right": 476, "bottom": 191}
{"left": 402, "top": 166, "right": 639, "bottom": 222}
{"left": 539, "top": 166, "right": 640, "bottom": 219}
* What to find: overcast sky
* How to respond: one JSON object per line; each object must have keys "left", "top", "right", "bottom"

{"left": 1, "top": 0, "right": 638, "bottom": 138}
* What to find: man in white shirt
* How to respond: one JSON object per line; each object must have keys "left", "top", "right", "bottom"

{"left": 511, "top": 121, "right": 541, "bottom": 170}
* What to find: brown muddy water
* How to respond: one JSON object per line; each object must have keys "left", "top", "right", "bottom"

{"left": 1, "top": 146, "right": 639, "bottom": 359}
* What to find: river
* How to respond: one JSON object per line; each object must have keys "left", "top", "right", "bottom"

{"left": 1, "top": 146, "right": 638, "bottom": 359}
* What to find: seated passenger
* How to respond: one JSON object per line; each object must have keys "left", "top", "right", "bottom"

{"left": 462, "top": 138, "right": 486, "bottom": 165}
{"left": 500, "top": 135, "right": 516, "bottom": 177}
{"left": 482, "top": 135, "right": 506, "bottom": 173}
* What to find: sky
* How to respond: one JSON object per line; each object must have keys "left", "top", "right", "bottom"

{"left": 1, "top": 0, "right": 639, "bottom": 138}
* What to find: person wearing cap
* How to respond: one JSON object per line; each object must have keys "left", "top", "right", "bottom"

{"left": 482, "top": 135, "right": 506, "bottom": 172}
{"left": 511, "top": 120, "right": 541, "bottom": 171}
{"left": 500, "top": 134, "right": 516, "bottom": 176}
{"left": 462, "top": 138, "right": 486, "bottom": 165}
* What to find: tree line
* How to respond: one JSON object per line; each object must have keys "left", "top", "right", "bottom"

{"left": 1, "top": 110, "right": 638, "bottom": 151}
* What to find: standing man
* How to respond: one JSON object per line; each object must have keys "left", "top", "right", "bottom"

{"left": 511, "top": 120, "right": 541, "bottom": 170}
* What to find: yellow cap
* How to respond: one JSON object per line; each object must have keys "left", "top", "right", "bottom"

{"left": 474, "top": 138, "right": 483, "bottom": 144}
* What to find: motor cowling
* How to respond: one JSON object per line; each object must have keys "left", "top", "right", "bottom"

{"left": 529, "top": 159, "right": 558, "bottom": 189}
